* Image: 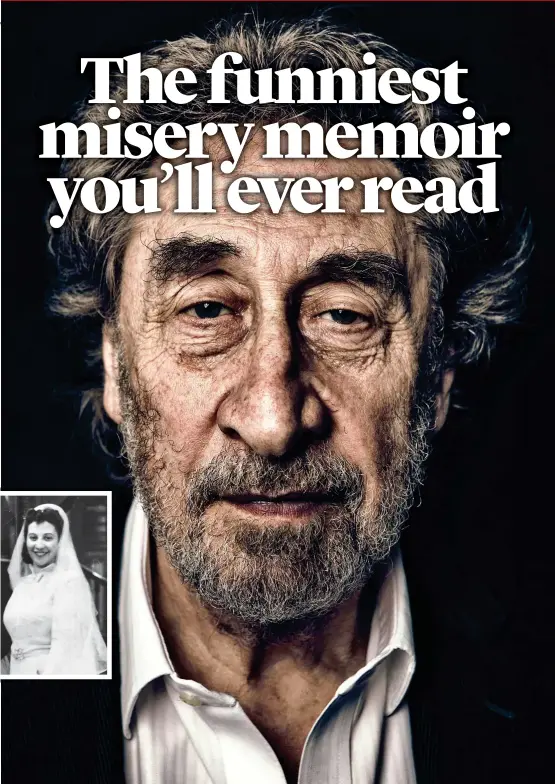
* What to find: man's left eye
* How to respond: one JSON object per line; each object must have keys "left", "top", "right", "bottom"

{"left": 183, "top": 302, "right": 233, "bottom": 319}
{"left": 321, "top": 309, "right": 366, "bottom": 325}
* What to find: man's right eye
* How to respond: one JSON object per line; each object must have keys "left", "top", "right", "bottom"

{"left": 183, "top": 302, "right": 233, "bottom": 319}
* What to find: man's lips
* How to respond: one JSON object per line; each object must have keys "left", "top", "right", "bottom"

{"left": 218, "top": 491, "right": 337, "bottom": 519}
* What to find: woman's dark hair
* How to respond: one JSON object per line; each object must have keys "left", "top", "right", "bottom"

{"left": 21, "top": 507, "right": 64, "bottom": 565}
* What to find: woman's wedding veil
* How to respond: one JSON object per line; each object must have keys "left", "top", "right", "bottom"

{"left": 9, "top": 503, "right": 80, "bottom": 588}
{"left": 7, "top": 503, "right": 107, "bottom": 674}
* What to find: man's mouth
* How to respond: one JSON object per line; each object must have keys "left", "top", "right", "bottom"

{"left": 218, "top": 491, "right": 337, "bottom": 520}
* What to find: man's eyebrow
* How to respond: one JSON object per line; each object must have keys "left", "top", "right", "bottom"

{"left": 147, "top": 233, "right": 242, "bottom": 284}
{"left": 146, "top": 238, "right": 409, "bottom": 306}
{"left": 304, "top": 251, "right": 411, "bottom": 308}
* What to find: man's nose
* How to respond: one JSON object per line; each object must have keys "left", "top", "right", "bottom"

{"left": 216, "top": 321, "right": 328, "bottom": 457}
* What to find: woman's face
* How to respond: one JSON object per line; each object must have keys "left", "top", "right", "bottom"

{"left": 26, "top": 521, "right": 60, "bottom": 568}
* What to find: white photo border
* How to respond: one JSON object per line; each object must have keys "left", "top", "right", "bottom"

{"left": 0, "top": 489, "right": 113, "bottom": 681}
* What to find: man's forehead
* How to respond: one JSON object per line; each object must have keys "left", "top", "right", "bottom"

{"left": 129, "top": 193, "right": 413, "bottom": 271}
{"left": 125, "top": 211, "right": 414, "bottom": 296}
{"left": 123, "top": 132, "right": 423, "bottom": 287}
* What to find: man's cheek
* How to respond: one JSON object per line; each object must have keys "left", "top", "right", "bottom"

{"left": 333, "top": 407, "right": 388, "bottom": 481}
{"left": 143, "top": 371, "right": 222, "bottom": 455}
{"left": 331, "top": 375, "right": 413, "bottom": 471}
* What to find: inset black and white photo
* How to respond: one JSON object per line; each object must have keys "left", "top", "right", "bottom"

{"left": 1, "top": 492, "right": 111, "bottom": 679}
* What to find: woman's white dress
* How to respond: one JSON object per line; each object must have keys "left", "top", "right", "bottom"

{"left": 3, "top": 563, "right": 107, "bottom": 675}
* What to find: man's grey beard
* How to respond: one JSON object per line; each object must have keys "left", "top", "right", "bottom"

{"left": 119, "top": 359, "right": 434, "bottom": 630}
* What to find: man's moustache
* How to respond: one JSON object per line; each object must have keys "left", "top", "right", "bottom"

{"left": 183, "top": 449, "right": 366, "bottom": 513}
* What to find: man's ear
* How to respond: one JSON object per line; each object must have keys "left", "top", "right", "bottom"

{"left": 102, "top": 325, "right": 122, "bottom": 425}
{"left": 434, "top": 367, "right": 455, "bottom": 433}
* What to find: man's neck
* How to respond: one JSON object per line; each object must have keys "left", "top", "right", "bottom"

{"left": 151, "top": 543, "right": 376, "bottom": 781}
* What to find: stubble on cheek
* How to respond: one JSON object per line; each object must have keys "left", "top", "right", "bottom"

{"left": 117, "top": 340, "right": 215, "bottom": 550}
{"left": 118, "top": 340, "right": 170, "bottom": 479}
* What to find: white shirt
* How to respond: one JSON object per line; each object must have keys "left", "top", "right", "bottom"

{"left": 120, "top": 500, "right": 417, "bottom": 784}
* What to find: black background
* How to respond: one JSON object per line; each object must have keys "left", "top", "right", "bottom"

{"left": 2, "top": 2, "right": 555, "bottom": 781}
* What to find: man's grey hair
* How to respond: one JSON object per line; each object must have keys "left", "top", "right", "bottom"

{"left": 47, "top": 15, "right": 531, "bottom": 435}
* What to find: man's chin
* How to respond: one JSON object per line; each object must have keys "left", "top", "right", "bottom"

{"left": 167, "top": 526, "right": 375, "bottom": 631}
{"left": 189, "top": 572, "right": 365, "bottom": 638}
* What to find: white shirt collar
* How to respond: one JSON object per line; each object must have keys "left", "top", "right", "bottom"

{"left": 119, "top": 499, "right": 415, "bottom": 738}
{"left": 119, "top": 499, "right": 173, "bottom": 738}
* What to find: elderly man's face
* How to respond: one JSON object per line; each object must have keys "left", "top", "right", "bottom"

{"left": 104, "top": 137, "right": 449, "bottom": 627}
